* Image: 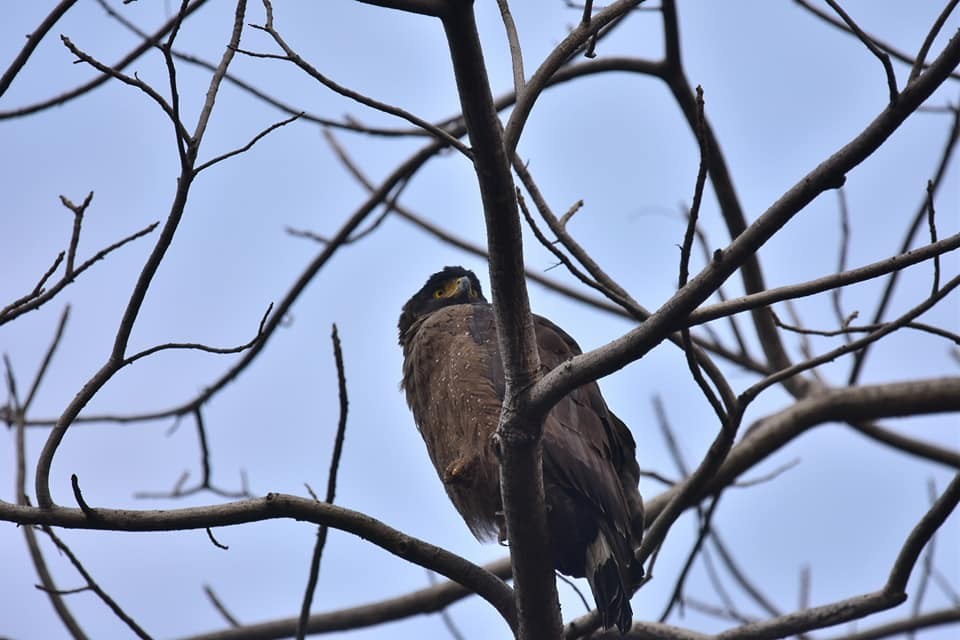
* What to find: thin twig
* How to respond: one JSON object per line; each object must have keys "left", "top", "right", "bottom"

{"left": 653, "top": 395, "right": 689, "bottom": 476}
{"left": 832, "top": 188, "right": 854, "bottom": 344}
{"left": 60, "top": 36, "right": 191, "bottom": 143}
{"left": 1, "top": 217, "right": 158, "bottom": 327}
{"left": 60, "top": 192, "right": 92, "bottom": 276}
{"left": 206, "top": 527, "right": 229, "bottom": 550}
{"left": 744, "top": 274, "right": 960, "bottom": 406}
{"left": 710, "top": 530, "right": 786, "bottom": 620}
{"left": 70, "top": 474, "right": 95, "bottom": 517}
{"left": 0, "top": 0, "right": 213, "bottom": 120}
{"left": 678, "top": 85, "right": 729, "bottom": 424}
{"left": 792, "top": 0, "right": 960, "bottom": 82}
{"left": 5, "top": 354, "right": 88, "bottom": 639}
{"left": 732, "top": 458, "right": 801, "bottom": 488}
{"left": 932, "top": 569, "right": 960, "bottom": 606}
{"left": 909, "top": 0, "right": 960, "bottom": 82}
{"left": 425, "top": 570, "right": 468, "bottom": 640}
{"left": 925, "top": 180, "right": 941, "bottom": 295}
{"left": 136, "top": 409, "right": 251, "bottom": 499}
{"left": 0, "top": 0, "right": 80, "bottom": 97}
{"left": 700, "top": 544, "right": 752, "bottom": 624}
{"left": 847, "top": 105, "right": 960, "bottom": 384}
{"left": 203, "top": 585, "right": 241, "bottom": 627}
{"left": 687, "top": 207, "right": 752, "bottom": 359}
{"left": 41, "top": 526, "right": 153, "bottom": 639}
{"left": 822, "top": 0, "right": 898, "bottom": 103}
{"left": 496, "top": 0, "right": 525, "bottom": 95}
{"left": 682, "top": 595, "right": 755, "bottom": 625}
{"left": 23, "top": 306, "right": 71, "bottom": 414}
{"left": 251, "top": 0, "right": 471, "bottom": 158}
{"left": 122, "top": 303, "right": 272, "bottom": 366}
{"left": 295, "top": 325, "right": 350, "bottom": 640}
{"left": 660, "top": 495, "right": 723, "bottom": 622}
{"left": 194, "top": 112, "right": 302, "bottom": 173}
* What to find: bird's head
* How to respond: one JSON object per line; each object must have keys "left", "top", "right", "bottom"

{"left": 398, "top": 266, "right": 486, "bottom": 343}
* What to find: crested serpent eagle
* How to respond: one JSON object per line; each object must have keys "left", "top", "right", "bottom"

{"left": 398, "top": 266, "right": 644, "bottom": 633}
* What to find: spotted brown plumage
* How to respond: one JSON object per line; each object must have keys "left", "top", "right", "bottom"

{"left": 398, "top": 266, "right": 644, "bottom": 634}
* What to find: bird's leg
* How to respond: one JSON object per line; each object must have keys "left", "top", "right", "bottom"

{"left": 442, "top": 455, "right": 476, "bottom": 485}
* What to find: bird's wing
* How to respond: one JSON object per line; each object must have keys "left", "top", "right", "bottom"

{"left": 463, "top": 307, "right": 638, "bottom": 536}
{"left": 532, "top": 314, "right": 635, "bottom": 536}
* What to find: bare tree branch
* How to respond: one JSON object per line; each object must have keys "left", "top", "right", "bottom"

{"left": 496, "top": 0, "right": 525, "bottom": 95}
{"left": 503, "top": 0, "right": 644, "bottom": 154}
{"left": 0, "top": 0, "right": 213, "bottom": 119}
{"left": 3, "top": 321, "right": 87, "bottom": 639}
{"left": 203, "top": 585, "right": 241, "bottom": 628}
{"left": 647, "top": 378, "right": 960, "bottom": 519}
{"left": 0, "top": 207, "right": 158, "bottom": 328}
{"left": 822, "top": 0, "right": 898, "bottom": 103}
{"left": 295, "top": 325, "right": 350, "bottom": 640}
{"left": 825, "top": 607, "right": 960, "bottom": 640}
{"left": 40, "top": 526, "right": 153, "bottom": 639}
{"left": 690, "top": 232, "right": 960, "bottom": 328}
{"left": 586, "top": 474, "right": 960, "bottom": 640}
{"left": 848, "top": 103, "right": 960, "bottom": 384}
{"left": 441, "top": 2, "right": 556, "bottom": 635}
{"left": 792, "top": 0, "right": 960, "bottom": 82}
{"left": 182, "top": 559, "right": 512, "bottom": 640}
{"left": 0, "top": 494, "right": 518, "bottom": 632}
{"left": 910, "top": 0, "right": 960, "bottom": 82}
{"left": 249, "top": 0, "right": 471, "bottom": 158}
{"left": 0, "top": 0, "right": 79, "bottom": 97}
{"left": 33, "top": 0, "right": 250, "bottom": 509}
{"left": 528, "top": 30, "right": 960, "bottom": 416}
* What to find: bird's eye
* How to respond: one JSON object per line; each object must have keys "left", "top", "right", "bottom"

{"left": 433, "top": 288, "right": 444, "bottom": 299}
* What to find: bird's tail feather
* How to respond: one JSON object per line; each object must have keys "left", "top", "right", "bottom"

{"left": 584, "top": 530, "right": 633, "bottom": 634}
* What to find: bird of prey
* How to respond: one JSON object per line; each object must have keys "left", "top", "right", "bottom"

{"left": 398, "top": 265, "right": 644, "bottom": 633}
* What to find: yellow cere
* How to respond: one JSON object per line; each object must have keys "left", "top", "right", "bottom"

{"left": 435, "top": 277, "right": 467, "bottom": 299}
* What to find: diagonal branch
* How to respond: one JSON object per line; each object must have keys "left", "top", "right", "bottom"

{"left": 182, "top": 558, "right": 512, "bottom": 640}
{"left": 847, "top": 105, "right": 960, "bottom": 383}
{"left": 0, "top": 494, "right": 518, "bottom": 632}
{"left": 527, "top": 26, "right": 960, "bottom": 418}
{"left": 251, "top": 0, "right": 471, "bottom": 158}
{"left": 40, "top": 527, "right": 153, "bottom": 639}
{"left": 0, "top": 215, "right": 158, "bottom": 327}
{"left": 910, "top": 0, "right": 960, "bottom": 82}
{"left": 0, "top": 0, "right": 79, "bottom": 97}
{"left": 644, "top": 377, "right": 960, "bottom": 524}
{"left": 823, "top": 0, "right": 898, "bottom": 103}
{"left": 503, "top": 0, "right": 643, "bottom": 154}
{"left": 0, "top": 0, "right": 213, "bottom": 120}
{"left": 792, "top": 0, "right": 960, "bottom": 82}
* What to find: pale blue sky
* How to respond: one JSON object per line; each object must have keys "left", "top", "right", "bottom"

{"left": 1, "top": 2, "right": 958, "bottom": 639}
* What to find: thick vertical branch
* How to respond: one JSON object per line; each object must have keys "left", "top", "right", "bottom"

{"left": 440, "top": 2, "right": 560, "bottom": 638}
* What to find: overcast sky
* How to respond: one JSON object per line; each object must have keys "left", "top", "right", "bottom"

{"left": 1, "top": 2, "right": 958, "bottom": 639}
